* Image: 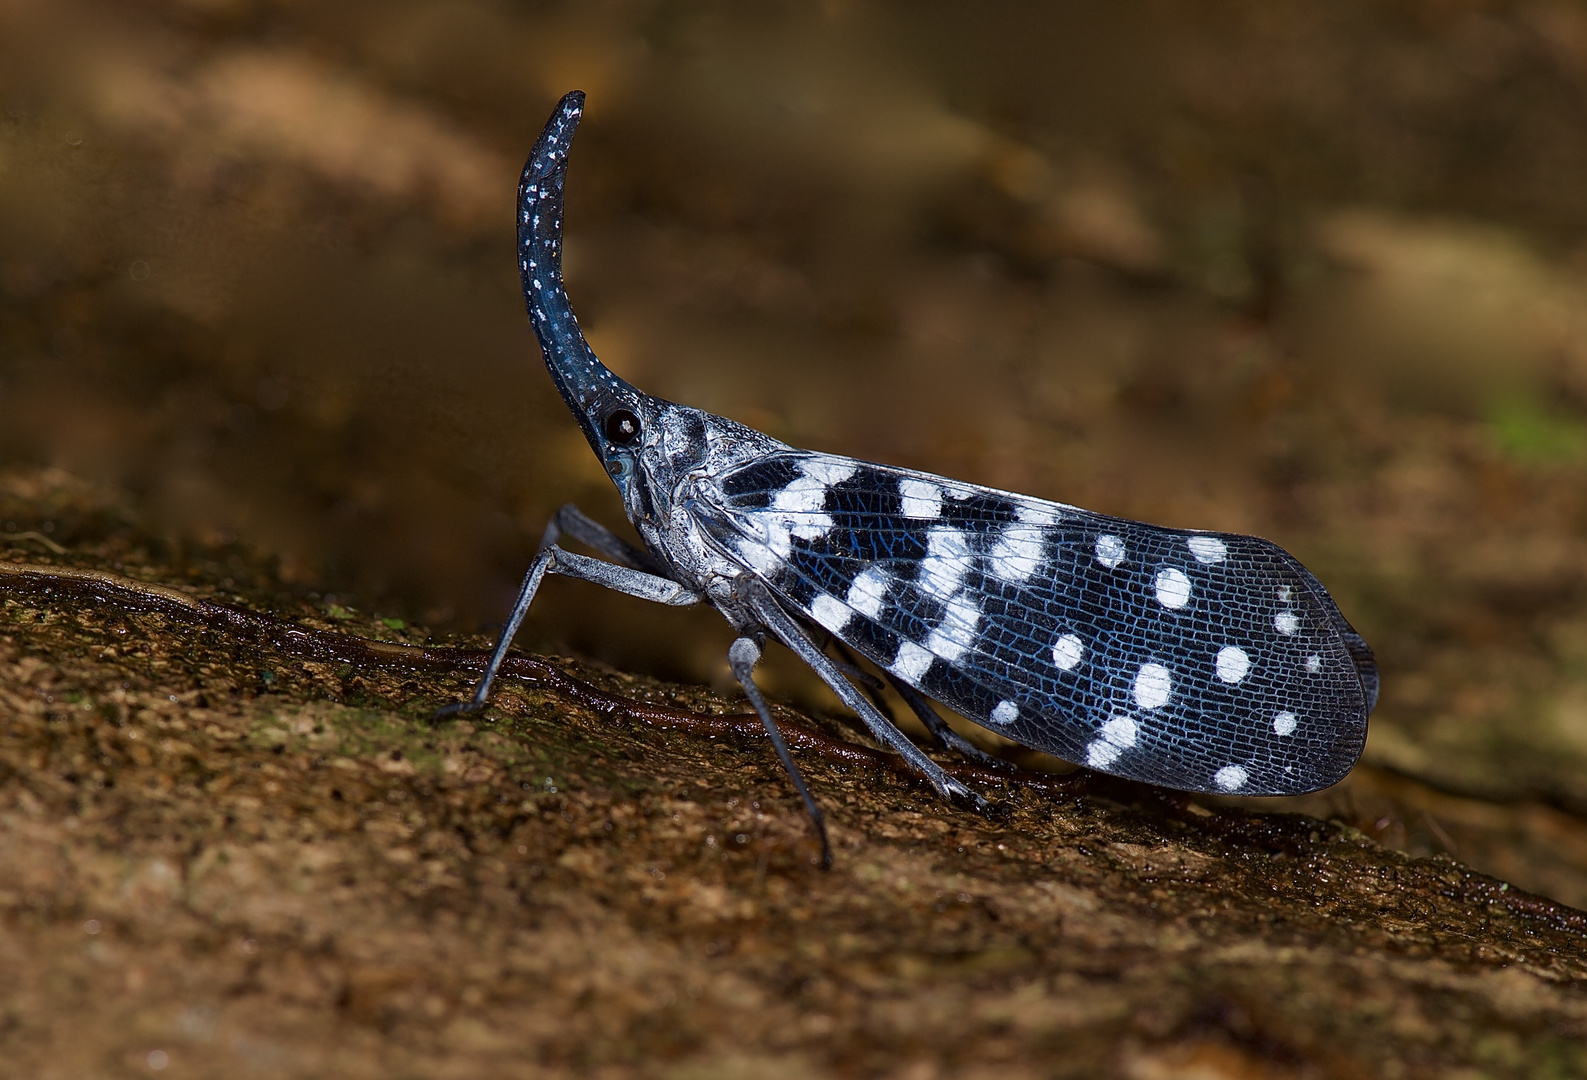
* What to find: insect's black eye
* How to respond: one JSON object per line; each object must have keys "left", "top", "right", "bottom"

{"left": 603, "top": 409, "right": 641, "bottom": 445}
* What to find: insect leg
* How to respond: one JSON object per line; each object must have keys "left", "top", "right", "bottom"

{"left": 436, "top": 545, "right": 703, "bottom": 719}
{"left": 885, "top": 675, "right": 1012, "bottom": 770}
{"left": 825, "top": 637, "right": 1007, "bottom": 769}
{"left": 727, "top": 636, "right": 832, "bottom": 869}
{"left": 737, "top": 577, "right": 989, "bottom": 812}
{"left": 540, "top": 503, "right": 664, "bottom": 573}
{"left": 820, "top": 636, "right": 896, "bottom": 705}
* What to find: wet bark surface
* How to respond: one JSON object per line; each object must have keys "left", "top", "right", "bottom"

{"left": 4, "top": 473, "right": 1587, "bottom": 1079}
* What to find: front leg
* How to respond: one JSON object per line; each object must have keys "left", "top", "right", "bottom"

{"left": 435, "top": 544, "right": 704, "bottom": 719}
{"left": 540, "top": 503, "right": 664, "bottom": 574}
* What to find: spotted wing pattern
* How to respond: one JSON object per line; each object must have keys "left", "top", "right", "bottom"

{"left": 693, "top": 451, "right": 1374, "bottom": 796}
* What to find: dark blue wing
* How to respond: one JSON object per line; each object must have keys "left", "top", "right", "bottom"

{"left": 693, "top": 451, "right": 1373, "bottom": 796}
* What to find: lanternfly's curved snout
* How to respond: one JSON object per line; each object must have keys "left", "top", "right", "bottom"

{"left": 517, "top": 90, "right": 645, "bottom": 458}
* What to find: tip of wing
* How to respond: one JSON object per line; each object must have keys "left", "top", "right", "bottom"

{"left": 1341, "top": 628, "right": 1379, "bottom": 714}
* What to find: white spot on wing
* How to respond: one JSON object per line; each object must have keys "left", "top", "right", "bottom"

{"left": 734, "top": 534, "right": 785, "bottom": 574}
{"left": 891, "top": 640, "right": 934, "bottom": 683}
{"left": 1154, "top": 567, "right": 1192, "bottom": 610}
{"left": 1085, "top": 714, "right": 1138, "bottom": 767}
{"left": 809, "top": 593, "right": 851, "bottom": 634}
{"left": 1214, "top": 765, "right": 1249, "bottom": 791}
{"left": 1187, "top": 536, "right": 1227, "bottom": 564}
{"left": 1133, "top": 663, "right": 1172, "bottom": 709}
{"left": 1104, "top": 715, "right": 1137, "bottom": 743}
{"left": 770, "top": 458, "right": 856, "bottom": 542}
{"left": 899, "top": 478, "right": 943, "bottom": 520}
{"left": 1016, "top": 503, "right": 1062, "bottom": 526}
{"left": 846, "top": 567, "right": 890, "bottom": 619}
{"left": 1051, "top": 633, "right": 1085, "bottom": 671}
{"left": 1104, "top": 716, "right": 1137, "bottom": 746}
{"left": 1215, "top": 646, "right": 1250, "bottom": 684}
{"left": 1095, "top": 534, "right": 1126, "bottom": 569}
{"left": 1087, "top": 742, "right": 1122, "bottom": 768}
{"left": 758, "top": 518, "right": 793, "bottom": 559}
{"left": 1304, "top": 654, "right": 1322, "bottom": 673}
{"left": 801, "top": 458, "right": 857, "bottom": 487}
{"left": 773, "top": 472, "right": 834, "bottom": 513}
{"left": 988, "top": 524, "right": 1046, "bottom": 582}
{"left": 1273, "top": 711, "right": 1297, "bottom": 736}
{"left": 990, "top": 700, "right": 1018, "bottom": 726}
{"left": 1274, "top": 610, "right": 1298, "bottom": 636}
{"left": 927, "top": 593, "right": 982, "bottom": 662}
{"left": 919, "top": 527, "right": 974, "bottom": 599}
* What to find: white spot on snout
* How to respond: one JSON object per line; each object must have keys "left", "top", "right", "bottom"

{"left": 1186, "top": 536, "right": 1227, "bottom": 564}
{"left": 1133, "top": 663, "right": 1172, "bottom": 709}
{"left": 1095, "top": 534, "right": 1126, "bottom": 569}
{"left": 1213, "top": 765, "right": 1249, "bottom": 791}
{"left": 1051, "top": 633, "right": 1085, "bottom": 671}
{"left": 1215, "top": 646, "right": 1250, "bottom": 684}
{"left": 1154, "top": 567, "right": 1192, "bottom": 610}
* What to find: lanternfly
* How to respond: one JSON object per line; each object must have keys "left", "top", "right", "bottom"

{"left": 439, "top": 92, "right": 1378, "bottom": 866}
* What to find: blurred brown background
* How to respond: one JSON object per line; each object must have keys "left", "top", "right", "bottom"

{"left": 7, "top": 1, "right": 1587, "bottom": 894}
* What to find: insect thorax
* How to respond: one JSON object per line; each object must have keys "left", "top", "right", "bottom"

{"left": 629, "top": 402, "right": 789, "bottom": 605}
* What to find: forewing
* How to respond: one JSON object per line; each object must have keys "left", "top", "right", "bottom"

{"left": 695, "top": 451, "right": 1372, "bottom": 796}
